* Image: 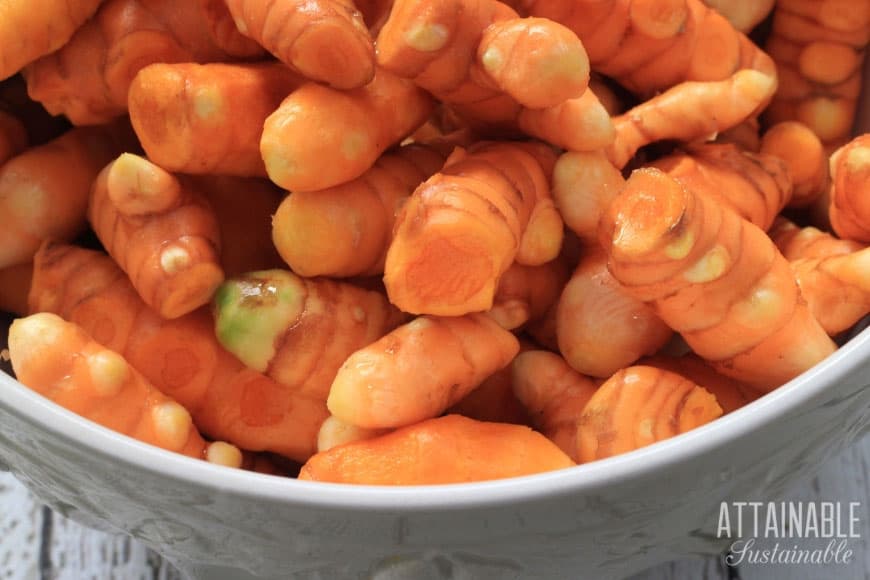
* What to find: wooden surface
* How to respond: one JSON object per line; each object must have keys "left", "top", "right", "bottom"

{"left": 0, "top": 435, "right": 866, "bottom": 580}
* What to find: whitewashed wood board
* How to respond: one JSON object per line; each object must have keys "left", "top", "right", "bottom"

{"left": 0, "top": 435, "right": 867, "bottom": 580}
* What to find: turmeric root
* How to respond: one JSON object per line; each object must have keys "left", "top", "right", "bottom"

{"left": 0, "top": 127, "right": 123, "bottom": 269}
{"left": 769, "top": 217, "right": 863, "bottom": 260}
{"left": 577, "top": 365, "right": 722, "bottom": 462}
{"left": 640, "top": 353, "right": 763, "bottom": 413}
{"left": 9, "top": 312, "right": 245, "bottom": 468}
{"left": 828, "top": 135, "right": 870, "bottom": 242}
{"left": 0, "top": 0, "right": 104, "bottom": 81}
{"left": 557, "top": 246, "right": 673, "bottom": 378}
{"left": 511, "top": 350, "right": 598, "bottom": 461}
{"left": 0, "top": 262, "right": 32, "bottom": 316}
{"left": 489, "top": 259, "right": 570, "bottom": 331}
{"left": 759, "top": 121, "right": 829, "bottom": 207}
{"left": 224, "top": 0, "right": 375, "bottom": 89}
{"left": 271, "top": 144, "right": 446, "bottom": 278}
{"left": 299, "top": 414, "right": 574, "bottom": 484}
{"left": 701, "top": 0, "right": 775, "bottom": 33}
{"left": 128, "top": 62, "right": 305, "bottom": 177}
{"left": 260, "top": 69, "right": 434, "bottom": 192}
{"left": 524, "top": 0, "right": 777, "bottom": 96}
{"left": 0, "top": 111, "right": 28, "bottom": 165}
{"left": 763, "top": 0, "right": 869, "bottom": 149}
{"left": 23, "top": 0, "right": 263, "bottom": 125}
{"left": 600, "top": 168, "right": 837, "bottom": 390}
{"left": 189, "top": 175, "right": 285, "bottom": 278}
{"left": 514, "top": 88, "right": 616, "bottom": 152}
{"left": 213, "top": 269, "right": 406, "bottom": 401}
{"left": 316, "top": 416, "right": 389, "bottom": 452}
{"left": 383, "top": 142, "right": 551, "bottom": 315}
{"left": 327, "top": 313, "right": 519, "bottom": 429}
{"left": 88, "top": 154, "right": 224, "bottom": 319}
{"left": 606, "top": 70, "right": 777, "bottom": 168}
{"left": 28, "top": 243, "right": 328, "bottom": 461}
{"left": 552, "top": 150, "right": 626, "bottom": 243}
{"left": 650, "top": 142, "right": 793, "bottom": 231}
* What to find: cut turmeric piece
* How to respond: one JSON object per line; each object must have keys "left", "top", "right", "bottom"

{"left": 577, "top": 365, "right": 722, "bottom": 462}
{"left": 327, "top": 313, "right": 519, "bottom": 429}
{"left": 299, "top": 414, "right": 575, "bottom": 485}
{"left": 9, "top": 312, "right": 245, "bottom": 468}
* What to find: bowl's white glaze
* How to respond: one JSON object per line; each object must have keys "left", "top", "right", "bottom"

{"left": 1, "top": 310, "right": 869, "bottom": 579}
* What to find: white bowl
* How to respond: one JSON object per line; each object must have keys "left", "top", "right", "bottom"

{"left": 1, "top": 308, "right": 869, "bottom": 579}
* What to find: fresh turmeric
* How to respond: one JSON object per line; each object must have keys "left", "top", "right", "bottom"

{"left": 511, "top": 350, "right": 598, "bottom": 461}
{"left": 0, "top": 0, "right": 104, "bottom": 81}
{"left": 88, "top": 154, "right": 225, "bottom": 319}
{"left": 9, "top": 313, "right": 246, "bottom": 468}
{"left": 316, "top": 416, "right": 389, "bottom": 453}
{"left": 23, "top": 0, "right": 263, "bottom": 125}
{"left": 759, "top": 121, "right": 829, "bottom": 207}
{"left": 556, "top": 245, "right": 673, "bottom": 378}
{"left": 224, "top": 0, "right": 375, "bottom": 89}
{"left": 0, "top": 127, "right": 123, "bottom": 269}
{"left": 260, "top": 69, "right": 434, "bottom": 192}
{"left": 650, "top": 142, "right": 793, "bottom": 231}
{"left": 489, "top": 259, "right": 569, "bottom": 331}
{"left": 552, "top": 150, "right": 626, "bottom": 243}
{"left": 271, "top": 144, "right": 446, "bottom": 278}
{"left": 828, "top": 135, "right": 870, "bottom": 242}
{"left": 299, "top": 414, "right": 575, "bottom": 484}
{"left": 763, "top": 0, "right": 869, "bottom": 149}
{"left": 327, "top": 313, "right": 520, "bottom": 429}
{"left": 28, "top": 243, "right": 328, "bottom": 462}
{"left": 769, "top": 217, "right": 863, "bottom": 260}
{"left": 128, "top": 62, "right": 306, "bottom": 177}
{"left": 213, "top": 269, "right": 406, "bottom": 401}
{"left": 576, "top": 365, "right": 722, "bottom": 462}
{"left": 384, "top": 142, "right": 552, "bottom": 315}
{"left": 600, "top": 168, "right": 837, "bottom": 390}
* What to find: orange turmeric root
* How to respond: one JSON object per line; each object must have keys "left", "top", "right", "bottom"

{"left": 299, "top": 414, "right": 575, "bottom": 484}
{"left": 606, "top": 70, "right": 777, "bottom": 168}
{"left": 213, "top": 269, "right": 407, "bottom": 401}
{"left": 489, "top": 259, "right": 570, "bottom": 331}
{"left": 828, "top": 135, "right": 870, "bottom": 242}
{"left": 383, "top": 142, "right": 552, "bottom": 315}
{"left": 224, "top": 0, "right": 375, "bottom": 89}
{"left": 128, "top": 62, "right": 305, "bottom": 177}
{"left": 88, "top": 154, "right": 224, "bottom": 319}
{"left": 28, "top": 243, "right": 328, "bottom": 462}
{"left": 701, "top": 0, "right": 775, "bottom": 33}
{"left": 650, "top": 142, "right": 793, "bottom": 231}
{"left": 271, "top": 144, "right": 446, "bottom": 278}
{"left": 0, "top": 111, "right": 28, "bottom": 165}
{"left": 189, "top": 175, "right": 285, "bottom": 278}
{"left": 23, "top": 0, "right": 263, "bottom": 125}
{"left": 769, "top": 217, "right": 863, "bottom": 260}
{"left": 524, "top": 0, "right": 777, "bottom": 96}
{"left": 0, "top": 262, "right": 33, "bottom": 316}
{"left": 759, "top": 121, "right": 829, "bottom": 207}
{"left": 0, "top": 127, "right": 123, "bottom": 269}
{"left": 316, "top": 416, "right": 389, "bottom": 453}
{"left": 0, "top": 0, "right": 104, "bottom": 81}
{"left": 511, "top": 350, "right": 598, "bottom": 461}
{"left": 763, "top": 0, "right": 869, "bottom": 149}
{"left": 640, "top": 354, "right": 763, "bottom": 414}
{"left": 552, "top": 150, "right": 626, "bottom": 243}
{"left": 260, "top": 69, "right": 434, "bottom": 192}
{"left": 577, "top": 365, "right": 722, "bottom": 462}
{"left": 9, "top": 312, "right": 245, "bottom": 467}
{"left": 600, "top": 168, "right": 837, "bottom": 391}
{"left": 557, "top": 246, "right": 673, "bottom": 379}
{"left": 327, "top": 313, "right": 520, "bottom": 429}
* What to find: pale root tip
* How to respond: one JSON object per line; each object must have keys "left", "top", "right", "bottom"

{"left": 735, "top": 70, "right": 777, "bottom": 104}
{"left": 107, "top": 153, "right": 180, "bottom": 215}
{"left": 205, "top": 441, "right": 243, "bottom": 468}
{"left": 160, "top": 246, "right": 192, "bottom": 275}
{"left": 480, "top": 46, "right": 504, "bottom": 74}
{"left": 159, "top": 262, "right": 225, "bottom": 319}
{"left": 683, "top": 244, "right": 731, "bottom": 283}
{"left": 8, "top": 313, "right": 65, "bottom": 365}
{"left": 845, "top": 145, "right": 870, "bottom": 174}
{"left": 317, "top": 415, "right": 385, "bottom": 452}
{"left": 152, "top": 401, "right": 193, "bottom": 452}
{"left": 87, "top": 350, "right": 130, "bottom": 397}
{"left": 192, "top": 85, "right": 224, "bottom": 121}
{"left": 404, "top": 23, "right": 449, "bottom": 52}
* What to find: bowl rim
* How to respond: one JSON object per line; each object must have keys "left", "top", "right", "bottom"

{"left": 1, "top": 323, "right": 868, "bottom": 512}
